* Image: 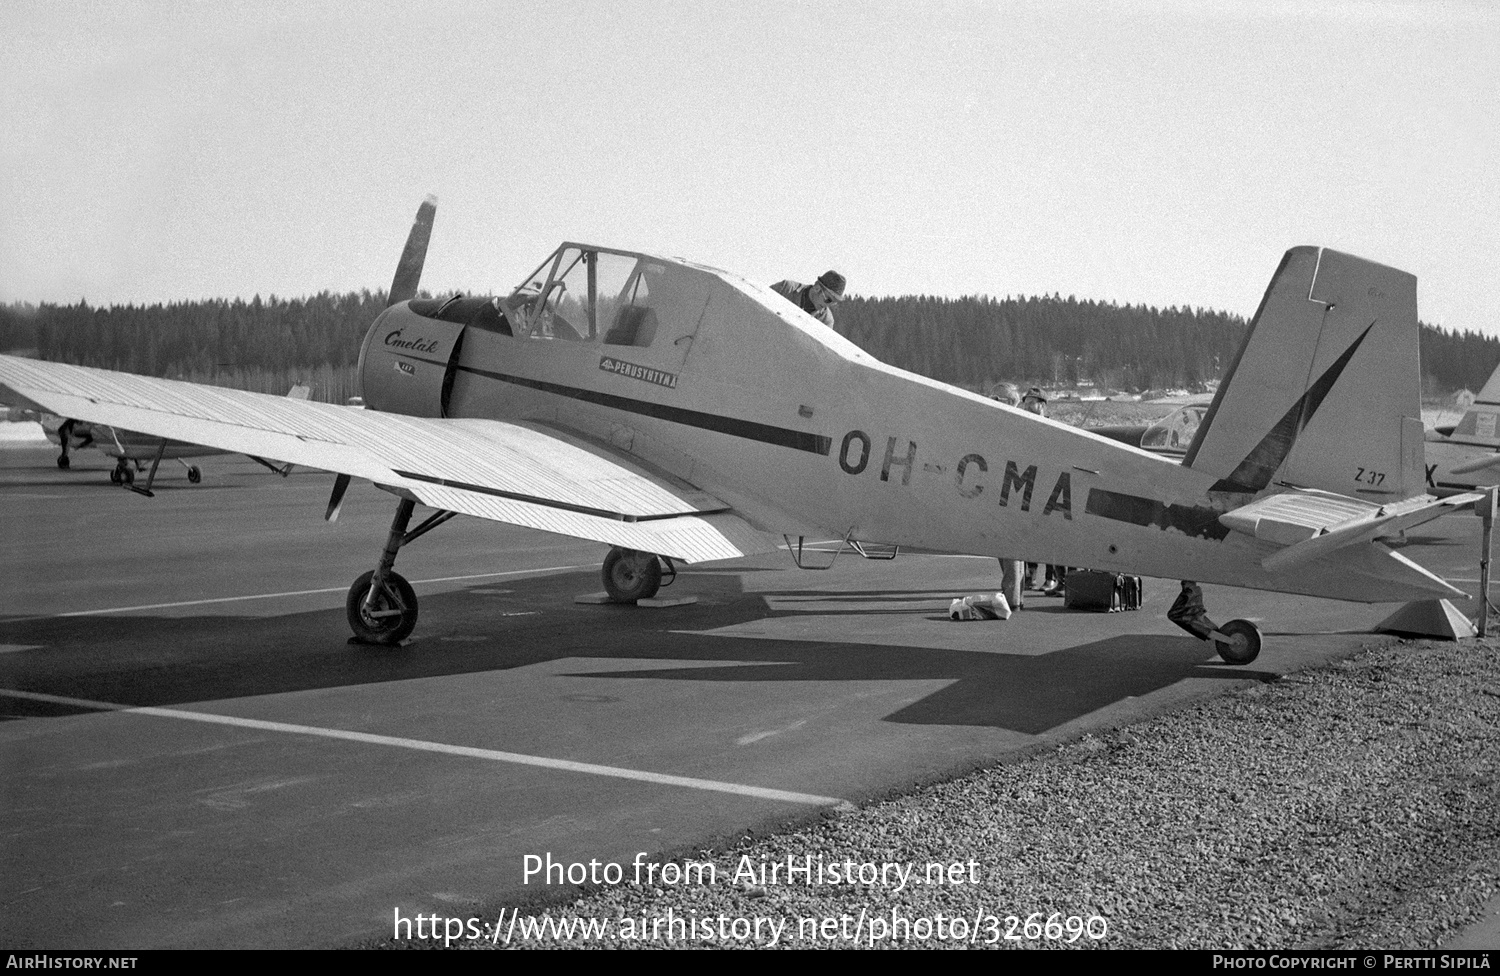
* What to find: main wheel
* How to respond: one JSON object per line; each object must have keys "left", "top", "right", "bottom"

{"left": 346, "top": 569, "right": 419, "bottom": 644}
{"left": 109, "top": 466, "right": 122, "bottom": 484}
{"left": 120, "top": 466, "right": 134, "bottom": 486}
{"left": 187, "top": 466, "right": 202, "bottom": 484}
{"left": 57, "top": 454, "right": 70, "bottom": 470}
{"left": 601, "top": 547, "right": 662, "bottom": 603}
{"left": 1215, "top": 618, "right": 1262, "bottom": 665}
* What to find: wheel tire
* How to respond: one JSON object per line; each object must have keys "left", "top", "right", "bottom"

{"left": 601, "top": 547, "right": 662, "bottom": 603}
{"left": 120, "top": 467, "right": 134, "bottom": 486}
{"left": 346, "top": 569, "right": 419, "bottom": 644}
{"left": 1215, "top": 618, "right": 1262, "bottom": 665}
{"left": 57, "top": 454, "right": 70, "bottom": 470}
{"left": 187, "top": 466, "right": 202, "bottom": 484}
{"left": 109, "top": 467, "right": 122, "bottom": 484}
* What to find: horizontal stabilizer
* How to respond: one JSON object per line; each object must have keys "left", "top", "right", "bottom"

{"left": 1218, "top": 489, "right": 1375, "bottom": 546}
{"left": 1219, "top": 489, "right": 1483, "bottom": 574}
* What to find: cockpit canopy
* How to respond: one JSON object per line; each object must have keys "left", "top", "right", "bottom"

{"left": 407, "top": 245, "right": 673, "bottom": 351}
{"left": 1140, "top": 403, "right": 1207, "bottom": 454}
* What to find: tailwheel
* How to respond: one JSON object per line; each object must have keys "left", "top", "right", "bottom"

{"left": 187, "top": 466, "right": 202, "bottom": 484}
{"left": 346, "top": 569, "right": 419, "bottom": 645}
{"left": 1214, "top": 619, "right": 1262, "bottom": 665}
{"left": 602, "top": 547, "right": 662, "bottom": 603}
{"left": 57, "top": 454, "right": 70, "bottom": 470}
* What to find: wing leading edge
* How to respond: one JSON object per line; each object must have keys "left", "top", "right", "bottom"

{"left": 0, "top": 355, "right": 779, "bottom": 563}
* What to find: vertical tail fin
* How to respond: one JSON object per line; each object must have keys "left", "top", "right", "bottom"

{"left": 1444, "top": 360, "right": 1500, "bottom": 445}
{"left": 1183, "top": 247, "right": 1424, "bottom": 499}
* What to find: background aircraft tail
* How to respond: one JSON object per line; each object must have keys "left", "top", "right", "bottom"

{"left": 1439, "top": 360, "right": 1500, "bottom": 445}
{"left": 1182, "top": 247, "right": 1425, "bottom": 500}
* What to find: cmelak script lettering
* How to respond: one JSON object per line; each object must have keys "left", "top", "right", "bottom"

{"left": 383, "top": 330, "right": 440, "bottom": 353}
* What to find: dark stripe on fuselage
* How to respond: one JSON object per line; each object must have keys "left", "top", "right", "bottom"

{"left": 1085, "top": 488, "right": 1231, "bottom": 541}
{"left": 456, "top": 365, "right": 833, "bottom": 455}
{"left": 394, "top": 469, "right": 725, "bottom": 523}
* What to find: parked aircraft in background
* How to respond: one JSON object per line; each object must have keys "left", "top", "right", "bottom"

{"left": 1099, "top": 378, "right": 1500, "bottom": 501}
{"left": 1090, "top": 396, "right": 1214, "bottom": 459}
{"left": 1424, "top": 361, "right": 1500, "bottom": 495}
{"left": 31, "top": 385, "right": 310, "bottom": 487}
{"left": 0, "top": 199, "right": 1479, "bottom": 664}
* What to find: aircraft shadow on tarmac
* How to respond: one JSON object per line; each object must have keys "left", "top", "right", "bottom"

{"left": 0, "top": 568, "right": 1274, "bottom": 735}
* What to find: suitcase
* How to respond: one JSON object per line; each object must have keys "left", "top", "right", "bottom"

{"left": 1063, "top": 570, "right": 1143, "bottom": 612}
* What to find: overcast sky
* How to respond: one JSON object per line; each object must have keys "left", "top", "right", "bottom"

{"left": 2, "top": 0, "right": 1495, "bottom": 335}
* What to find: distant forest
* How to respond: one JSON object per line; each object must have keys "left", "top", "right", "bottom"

{"left": 1, "top": 291, "right": 1495, "bottom": 401}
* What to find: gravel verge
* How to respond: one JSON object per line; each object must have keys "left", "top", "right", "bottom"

{"left": 397, "top": 633, "right": 1500, "bottom": 949}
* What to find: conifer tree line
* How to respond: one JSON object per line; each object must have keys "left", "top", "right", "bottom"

{"left": 1, "top": 291, "right": 1495, "bottom": 399}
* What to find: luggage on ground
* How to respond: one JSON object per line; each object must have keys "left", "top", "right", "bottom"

{"left": 1063, "top": 571, "right": 1143, "bottom": 612}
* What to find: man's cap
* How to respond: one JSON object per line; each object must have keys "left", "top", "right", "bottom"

{"left": 1023, "top": 387, "right": 1048, "bottom": 402}
{"left": 817, "top": 270, "right": 846, "bottom": 299}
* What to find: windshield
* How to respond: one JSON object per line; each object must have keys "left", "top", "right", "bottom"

{"left": 1141, "top": 404, "right": 1206, "bottom": 452}
{"left": 505, "top": 246, "right": 645, "bottom": 342}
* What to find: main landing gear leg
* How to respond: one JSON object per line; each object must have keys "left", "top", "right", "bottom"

{"left": 1169, "top": 580, "right": 1262, "bottom": 665}
{"left": 345, "top": 499, "right": 459, "bottom": 645}
{"left": 348, "top": 498, "right": 419, "bottom": 645}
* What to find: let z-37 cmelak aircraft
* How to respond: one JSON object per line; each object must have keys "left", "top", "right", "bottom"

{"left": 0, "top": 198, "right": 1480, "bottom": 663}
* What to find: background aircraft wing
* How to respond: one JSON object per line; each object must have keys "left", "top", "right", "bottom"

{"left": 0, "top": 355, "right": 779, "bottom": 563}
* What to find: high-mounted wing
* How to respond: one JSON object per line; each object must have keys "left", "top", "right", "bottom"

{"left": 0, "top": 355, "right": 779, "bottom": 563}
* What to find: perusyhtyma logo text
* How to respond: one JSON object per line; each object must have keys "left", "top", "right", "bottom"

{"left": 599, "top": 357, "right": 677, "bottom": 389}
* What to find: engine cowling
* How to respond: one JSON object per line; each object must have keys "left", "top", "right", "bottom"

{"left": 356, "top": 303, "right": 468, "bottom": 417}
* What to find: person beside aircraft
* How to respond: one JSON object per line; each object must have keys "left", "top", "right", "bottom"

{"left": 54, "top": 417, "right": 93, "bottom": 469}
{"left": 991, "top": 383, "right": 1028, "bottom": 611}
{"left": 771, "top": 270, "right": 846, "bottom": 327}
{"left": 1018, "top": 388, "right": 1067, "bottom": 596}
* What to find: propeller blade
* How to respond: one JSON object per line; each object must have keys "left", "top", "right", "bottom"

{"left": 387, "top": 194, "right": 437, "bottom": 307}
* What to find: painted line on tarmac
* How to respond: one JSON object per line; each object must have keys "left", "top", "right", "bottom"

{"left": 6, "top": 566, "right": 589, "bottom": 623}
{"left": 0, "top": 687, "right": 848, "bottom": 808}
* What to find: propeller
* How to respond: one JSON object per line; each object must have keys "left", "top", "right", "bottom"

{"left": 387, "top": 194, "right": 437, "bottom": 307}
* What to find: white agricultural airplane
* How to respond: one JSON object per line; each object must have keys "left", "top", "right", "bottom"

{"left": 1425, "top": 361, "right": 1500, "bottom": 495}
{"left": 0, "top": 199, "right": 1480, "bottom": 663}
{"left": 34, "top": 382, "right": 309, "bottom": 488}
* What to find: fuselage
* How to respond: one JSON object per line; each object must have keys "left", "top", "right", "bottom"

{"left": 355, "top": 245, "right": 1440, "bottom": 604}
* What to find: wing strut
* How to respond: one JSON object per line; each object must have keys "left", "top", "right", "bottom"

{"left": 124, "top": 440, "right": 169, "bottom": 498}
{"left": 326, "top": 474, "right": 352, "bottom": 522}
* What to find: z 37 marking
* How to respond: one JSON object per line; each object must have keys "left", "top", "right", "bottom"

{"left": 1355, "top": 467, "right": 1386, "bottom": 487}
